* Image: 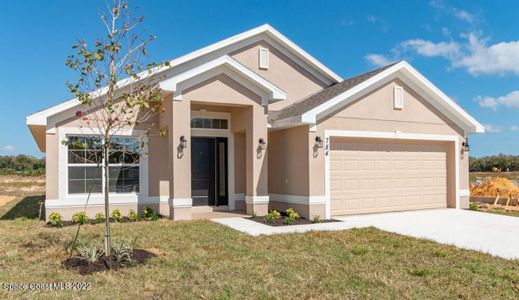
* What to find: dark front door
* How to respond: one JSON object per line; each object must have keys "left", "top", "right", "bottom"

{"left": 191, "top": 137, "right": 228, "bottom": 206}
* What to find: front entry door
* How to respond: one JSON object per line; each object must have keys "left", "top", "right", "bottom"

{"left": 191, "top": 137, "right": 228, "bottom": 206}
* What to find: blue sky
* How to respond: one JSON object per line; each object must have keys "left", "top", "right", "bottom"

{"left": 1, "top": 0, "right": 518, "bottom": 158}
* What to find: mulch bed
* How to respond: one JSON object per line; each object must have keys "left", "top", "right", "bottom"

{"left": 63, "top": 249, "right": 155, "bottom": 275}
{"left": 248, "top": 216, "right": 339, "bottom": 227}
{"left": 47, "top": 216, "right": 161, "bottom": 227}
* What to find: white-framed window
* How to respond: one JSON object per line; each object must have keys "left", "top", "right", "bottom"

{"left": 190, "top": 117, "right": 229, "bottom": 129}
{"left": 258, "top": 47, "right": 269, "bottom": 70}
{"left": 66, "top": 135, "right": 141, "bottom": 195}
{"left": 394, "top": 86, "right": 404, "bottom": 109}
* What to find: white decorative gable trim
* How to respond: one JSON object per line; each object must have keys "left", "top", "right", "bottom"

{"left": 158, "top": 55, "right": 286, "bottom": 105}
{"left": 291, "top": 61, "right": 484, "bottom": 134}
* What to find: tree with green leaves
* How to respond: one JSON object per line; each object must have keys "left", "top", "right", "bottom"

{"left": 64, "top": 0, "right": 166, "bottom": 265}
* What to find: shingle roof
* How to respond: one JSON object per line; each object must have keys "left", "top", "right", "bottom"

{"left": 270, "top": 61, "right": 400, "bottom": 122}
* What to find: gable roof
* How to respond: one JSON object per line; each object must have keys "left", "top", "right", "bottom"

{"left": 26, "top": 24, "right": 340, "bottom": 128}
{"left": 271, "top": 62, "right": 398, "bottom": 122}
{"left": 271, "top": 61, "right": 485, "bottom": 134}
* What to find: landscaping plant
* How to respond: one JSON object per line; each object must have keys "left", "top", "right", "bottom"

{"left": 72, "top": 211, "right": 89, "bottom": 225}
{"left": 142, "top": 206, "right": 159, "bottom": 221}
{"left": 127, "top": 209, "right": 139, "bottom": 222}
{"left": 76, "top": 244, "right": 104, "bottom": 263}
{"left": 112, "top": 238, "right": 136, "bottom": 264}
{"left": 94, "top": 212, "right": 105, "bottom": 224}
{"left": 111, "top": 209, "right": 123, "bottom": 222}
{"left": 48, "top": 212, "right": 63, "bottom": 227}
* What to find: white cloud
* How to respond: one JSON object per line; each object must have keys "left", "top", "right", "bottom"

{"left": 475, "top": 90, "right": 519, "bottom": 110}
{"left": 364, "top": 54, "right": 394, "bottom": 67}
{"left": 429, "top": 0, "right": 475, "bottom": 23}
{"left": 397, "top": 33, "right": 519, "bottom": 76}
{"left": 510, "top": 125, "right": 519, "bottom": 132}
{"left": 400, "top": 39, "right": 460, "bottom": 59}
{"left": 1, "top": 145, "right": 15, "bottom": 153}
{"left": 483, "top": 124, "right": 502, "bottom": 133}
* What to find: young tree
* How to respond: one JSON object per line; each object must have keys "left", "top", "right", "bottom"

{"left": 65, "top": 0, "right": 166, "bottom": 264}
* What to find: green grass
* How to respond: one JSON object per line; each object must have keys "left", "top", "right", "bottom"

{"left": 470, "top": 202, "right": 519, "bottom": 218}
{"left": 0, "top": 204, "right": 519, "bottom": 299}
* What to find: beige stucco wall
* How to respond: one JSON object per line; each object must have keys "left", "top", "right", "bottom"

{"left": 231, "top": 40, "right": 327, "bottom": 111}
{"left": 311, "top": 79, "right": 468, "bottom": 202}
{"left": 45, "top": 131, "right": 59, "bottom": 200}
{"left": 234, "top": 133, "right": 246, "bottom": 194}
{"left": 268, "top": 126, "right": 309, "bottom": 195}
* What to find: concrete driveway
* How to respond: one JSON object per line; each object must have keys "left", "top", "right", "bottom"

{"left": 335, "top": 209, "right": 519, "bottom": 260}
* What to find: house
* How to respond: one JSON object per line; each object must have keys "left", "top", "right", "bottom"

{"left": 26, "top": 24, "right": 484, "bottom": 220}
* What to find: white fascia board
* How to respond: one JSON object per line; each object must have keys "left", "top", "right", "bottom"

{"left": 159, "top": 55, "right": 287, "bottom": 101}
{"left": 301, "top": 61, "right": 485, "bottom": 134}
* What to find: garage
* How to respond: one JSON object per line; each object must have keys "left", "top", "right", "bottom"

{"left": 329, "top": 138, "right": 448, "bottom": 216}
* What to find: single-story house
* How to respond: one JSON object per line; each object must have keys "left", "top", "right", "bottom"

{"left": 26, "top": 24, "right": 484, "bottom": 220}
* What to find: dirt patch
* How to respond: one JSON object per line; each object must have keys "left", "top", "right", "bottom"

{"left": 0, "top": 195, "right": 16, "bottom": 207}
{"left": 62, "top": 249, "right": 155, "bottom": 275}
{"left": 248, "top": 216, "right": 339, "bottom": 227}
{"left": 470, "top": 177, "right": 519, "bottom": 197}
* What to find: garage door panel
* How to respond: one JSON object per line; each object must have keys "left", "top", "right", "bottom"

{"left": 330, "top": 139, "right": 448, "bottom": 216}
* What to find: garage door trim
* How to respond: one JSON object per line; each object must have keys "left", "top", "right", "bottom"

{"left": 323, "top": 130, "right": 460, "bottom": 219}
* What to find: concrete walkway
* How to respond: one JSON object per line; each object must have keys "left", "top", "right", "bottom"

{"left": 212, "top": 209, "right": 519, "bottom": 260}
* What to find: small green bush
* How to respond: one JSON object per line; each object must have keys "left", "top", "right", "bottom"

{"left": 286, "top": 208, "right": 300, "bottom": 219}
{"left": 312, "top": 215, "right": 321, "bottom": 223}
{"left": 283, "top": 216, "right": 295, "bottom": 225}
{"left": 264, "top": 214, "right": 274, "bottom": 223}
{"left": 48, "top": 212, "right": 63, "bottom": 227}
{"left": 94, "top": 212, "right": 105, "bottom": 224}
{"left": 142, "top": 206, "right": 159, "bottom": 221}
{"left": 111, "top": 209, "right": 122, "bottom": 222}
{"left": 72, "top": 211, "right": 89, "bottom": 225}
{"left": 469, "top": 202, "right": 479, "bottom": 211}
{"left": 270, "top": 210, "right": 281, "bottom": 219}
{"left": 127, "top": 209, "right": 139, "bottom": 222}
{"left": 77, "top": 244, "right": 104, "bottom": 263}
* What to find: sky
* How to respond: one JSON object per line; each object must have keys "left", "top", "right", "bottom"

{"left": 0, "top": 0, "right": 518, "bottom": 158}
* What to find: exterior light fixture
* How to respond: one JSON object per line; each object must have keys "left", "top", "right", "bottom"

{"left": 315, "top": 136, "right": 324, "bottom": 148}
{"left": 462, "top": 138, "right": 470, "bottom": 152}
{"left": 258, "top": 138, "right": 267, "bottom": 150}
{"left": 180, "top": 136, "right": 188, "bottom": 149}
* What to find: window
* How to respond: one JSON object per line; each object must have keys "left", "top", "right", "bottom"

{"left": 67, "top": 136, "right": 140, "bottom": 194}
{"left": 394, "top": 86, "right": 404, "bottom": 109}
{"left": 191, "top": 117, "right": 228, "bottom": 129}
{"left": 259, "top": 47, "right": 269, "bottom": 70}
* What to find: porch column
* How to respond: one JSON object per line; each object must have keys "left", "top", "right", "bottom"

{"left": 245, "top": 105, "right": 269, "bottom": 215}
{"left": 168, "top": 98, "right": 192, "bottom": 220}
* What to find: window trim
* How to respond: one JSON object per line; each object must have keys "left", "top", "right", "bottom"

{"left": 58, "top": 127, "right": 148, "bottom": 200}
{"left": 190, "top": 111, "right": 231, "bottom": 131}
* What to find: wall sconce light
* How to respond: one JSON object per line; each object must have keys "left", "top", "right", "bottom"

{"left": 180, "top": 136, "right": 188, "bottom": 149}
{"left": 315, "top": 136, "right": 324, "bottom": 148}
{"left": 462, "top": 138, "right": 470, "bottom": 152}
{"left": 258, "top": 138, "right": 267, "bottom": 150}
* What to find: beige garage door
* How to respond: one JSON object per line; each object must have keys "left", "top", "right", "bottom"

{"left": 330, "top": 138, "right": 447, "bottom": 215}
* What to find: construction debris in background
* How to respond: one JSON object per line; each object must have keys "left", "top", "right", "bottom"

{"left": 470, "top": 177, "right": 519, "bottom": 197}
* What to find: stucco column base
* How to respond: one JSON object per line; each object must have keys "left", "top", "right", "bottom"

{"left": 169, "top": 206, "right": 192, "bottom": 220}
{"left": 245, "top": 196, "right": 269, "bottom": 216}
{"left": 460, "top": 196, "right": 470, "bottom": 209}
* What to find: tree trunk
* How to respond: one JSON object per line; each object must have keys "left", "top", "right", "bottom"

{"left": 103, "top": 141, "right": 112, "bottom": 268}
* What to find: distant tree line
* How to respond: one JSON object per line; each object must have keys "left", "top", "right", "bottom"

{"left": 0, "top": 155, "right": 45, "bottom": 176}
{"left": 470, "top": 154, "right": 519, "bottom": 172}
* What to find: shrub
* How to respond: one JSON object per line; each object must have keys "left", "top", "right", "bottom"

{"left": 286, "top": 208, "right": 300, "bottom": 219}
{"left": 283, "top": 216, "right": 295, "bottom": 225}
{"left": 312, "top": 215, "right": 321, "bottom": 223}
{"left": 72, "top": 211, "right": 89, "bottom": 225}
{"left": 127, "top": 209, "right": 139, "bottom": 222}
{"left": 469, "top": 203, "right": 479, "bottom": 211}
{"left": 269, "top": 210, "right": 281, "bottom": 219}
{"left": 142, "top": 206, "right": 159, "bottom": 221}
{"left": 94, "top": 212, "right": 105, "bottom": 224}
{"left": 112, "top": 238, "right": 136, "bottom": 264}
{"left": 264, "top": 214, "right": 274, "bottom": 223}
{"left": 48, "top": 212, "right": 63, "bottom": 227}
{"left": 77, "top": 244, "right": 104, "bottom": 263}
{"left": 111, "top": 209, "right": 122, "bottom": 222}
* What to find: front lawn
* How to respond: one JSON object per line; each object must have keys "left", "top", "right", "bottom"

{"left": 1, "top": 201, "right": 518, "bottom": 299}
